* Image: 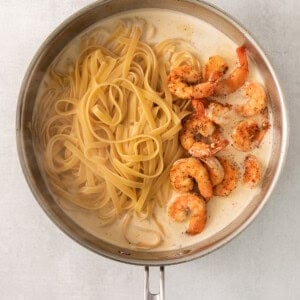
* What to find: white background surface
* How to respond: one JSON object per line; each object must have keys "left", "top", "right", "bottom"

{"left": 0, "top": 0, "right": 299, "bottom": 299}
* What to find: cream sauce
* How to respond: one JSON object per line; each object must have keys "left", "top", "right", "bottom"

{"left": 37, "top": 8, "right": 273, "bottom": 251}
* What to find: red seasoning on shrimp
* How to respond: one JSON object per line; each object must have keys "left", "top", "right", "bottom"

{"left": 236, "top": 81, "right": 267, "bottom": 117}
{"left": 167, "top": 65, "right": 219, "bottom": 99}
{"left": 232, "top": 119, "right": 269, "bottom": 152}
{"left": 243, "top": 155, "right": 262, "bottom": 188}
{"left": 213, "top": 158, "right": 239, "bottom": 197}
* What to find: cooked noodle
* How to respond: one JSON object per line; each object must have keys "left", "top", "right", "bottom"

{"left": 34, "top": 19, "right": 200, "bottom": 248}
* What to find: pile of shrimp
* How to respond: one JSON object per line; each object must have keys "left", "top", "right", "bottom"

{"left": 167, "top": 46, "right": 269, "bottom": 235}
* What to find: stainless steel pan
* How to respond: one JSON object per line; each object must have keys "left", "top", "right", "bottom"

{"left": 16, "top": 1, "right": 288, "bottom": 298}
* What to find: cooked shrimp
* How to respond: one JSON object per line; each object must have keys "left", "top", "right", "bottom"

{"left": 170, "top": 157, "right": 213, "bottom": 199}
{"left": 200, "top": 156, "right": 225, "bottom": 186}
{"left": 167, "top": 65, "right": 218, "bottom": 100}
{"left": 214, "top": 46, "right": 248, "bottom": 96}
{"left": 232, "top": 119, "right": 270, "bottom": 152}
{"left": 205, "top": 101, "right": 232, "bottom": 126}
{"left": 189, "top": 140, "right": 228, "bottom": 159}
{"left": 180, "top": 115, "right": 216, "bottom": 151}
{"left": 214, "top": 158, "right": 239, "bottom": 196}
{"left": 236, "top": 82, "right": 267, "bottom": 117}
{"left": 188, "top": 128, "right": 229, "bottom": 158}
{"left": 203, "top": 55, "right": 228, "bottom": 82}
{"left": 243, "top": 155, "right": 262, "bottom": 188}
{"left": 168, "top": 193, "right": 207, "bottom": 235}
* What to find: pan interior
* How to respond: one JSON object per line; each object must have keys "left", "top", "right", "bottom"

{"left": 18, "top": 0, "right": 286, "bottom": 265}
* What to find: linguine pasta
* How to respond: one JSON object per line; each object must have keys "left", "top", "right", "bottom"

{"left": 34, "top": 19, "right": 201, "bottom": 248}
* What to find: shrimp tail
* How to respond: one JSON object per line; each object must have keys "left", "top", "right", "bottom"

{"left": 191, "top": 99, "right": 205, "bottom": 117}
{"left": 214, "top": 46, "right": 248, "bottom": 96}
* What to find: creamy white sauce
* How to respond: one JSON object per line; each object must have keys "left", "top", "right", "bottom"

{"left": 37, "top": 8, "right": 273, "bottom": 251}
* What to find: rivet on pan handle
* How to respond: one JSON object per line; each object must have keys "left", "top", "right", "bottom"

{"left": 144, "top": 266, "right": 165, "bottom": 300}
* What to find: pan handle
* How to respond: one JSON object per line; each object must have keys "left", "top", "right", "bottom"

{"left": 144, "top": 266, "right": 165, "bottom": 300}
